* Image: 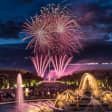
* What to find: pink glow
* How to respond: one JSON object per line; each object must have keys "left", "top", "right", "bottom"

{"left": 23, "top": 14, "right": 52, "bottom": 54}
{"left": 16, "top": 73, "right": 24, "bottom": 107}
{"left": 23, "top": 4, "right": 82, "bottom": 54}
{"left": 23, "top": 4, "right": 83, "bottom": 81}
{"left": 51, "top": 55, "right": 72, "bottom": 79}
{"left": 32, "top": 55, "right": 73, "bottom": 80}
{"left": 32, "top": 55, "right": 50, "bottom": 78}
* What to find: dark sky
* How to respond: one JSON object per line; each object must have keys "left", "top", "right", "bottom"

{"left": 0, "top": 0, "right": 111, "bottom": 45}
{"left": 0, "top": 0, "right": 112, "bottom": 71}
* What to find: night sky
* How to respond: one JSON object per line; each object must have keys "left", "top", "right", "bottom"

{"left": 0, "top": 0, "right": 111, "bottom": 43}
{"left": 0, "top": 0, "right": 112, "bottom": 72}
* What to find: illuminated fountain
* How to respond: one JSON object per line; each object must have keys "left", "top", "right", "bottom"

{"left": 16, "top": 73, "right": 24, "bottom": 108}
{"left": 1, "top": 72, "right": 112, "bottom": 112}
{"left": 8, "top": 2, "right": 112, "bottom": 112}
{"left": 16, "top": 73, "right": 54, "bottom": 112}
{"left": 55, "top": 90, "right": 76, "bottom": 109}
{"left": 85, "top": 96, "right": 104, "bottom": 112}
{"left": 55, "top": 73, "right": 112, "bottom": 111}
{"left": 78, "top": 73, "right": 100, "bottom": 97}
{"left": 101, "top": 91, "right": 112, "bottom": 104}
{"left": 101, "top": 91, "right": 112, "bottom": 109}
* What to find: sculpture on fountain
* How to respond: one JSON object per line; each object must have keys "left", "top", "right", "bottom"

{"left": 55, "top": 72, "right": 112, "bottom": 111}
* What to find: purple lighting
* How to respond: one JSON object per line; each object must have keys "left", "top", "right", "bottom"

{"left": 24, "top": 4, "right": 83, "bottom": 81}
{"left": 32, "top": 55, "right": 50, "bottom": 78}
{"left": 16, "top": 73, "right": 24, "bottom": 108}
{"left": 51, "top": 55, "right": 72, "bottom": 79}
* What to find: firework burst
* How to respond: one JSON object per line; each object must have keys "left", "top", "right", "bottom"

{"left": 40, "top": 4, "right": 82, "bottom": 54}
{"left": 24, "top": 4, "right": 83, "bottom": 80}
{"left": 23, "top": 15, "right": 52, "bottom": 54}
{"left": 54, "top": 15, "right": 82, "bottom": 54}
{"left": 24, "top": 4, "right": 82, "bottom": 55}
